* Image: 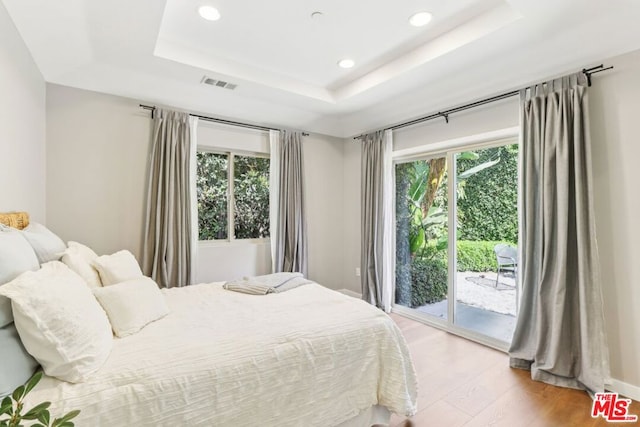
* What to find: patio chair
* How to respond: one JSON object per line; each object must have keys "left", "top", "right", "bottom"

{"left": 494, "top": 243, "right": 517, "bottom": 287}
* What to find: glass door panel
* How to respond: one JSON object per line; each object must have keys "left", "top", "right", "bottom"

{"left": 453, "top": 145, "right": 519, "bottom": 342}
{"left": 395, "top": 156, "right": 449, "bottom": 320}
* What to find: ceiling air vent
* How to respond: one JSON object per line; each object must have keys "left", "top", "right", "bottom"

{"left": 201, "top": 76, "right": 237, "bottom": 90}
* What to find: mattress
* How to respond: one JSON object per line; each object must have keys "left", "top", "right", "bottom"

{"left": 25, "top": 282, "right": 418, "bottom": 426}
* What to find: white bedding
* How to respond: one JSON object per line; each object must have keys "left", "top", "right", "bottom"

{"left": 25, "top": 282, "right": 418, "bottom": 426}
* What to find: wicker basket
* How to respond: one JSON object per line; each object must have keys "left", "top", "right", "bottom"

{"left": 0, "top": 212, "right": 30, "bottom": 230}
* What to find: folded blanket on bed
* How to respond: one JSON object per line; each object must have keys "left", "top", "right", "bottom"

{"left": 223, "top": 272, "right": 312, "bottom": 295}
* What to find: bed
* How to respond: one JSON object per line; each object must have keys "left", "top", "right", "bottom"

{"left": 0, "top": 212, "right": 417, "bottom": 426}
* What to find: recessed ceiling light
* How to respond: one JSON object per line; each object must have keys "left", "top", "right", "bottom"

{"left": 198, "top": 5, "right": 221, "bottom": 21}
{"left": 338, "top": 59, "right": 355, "bottom": 69}
{"left": 311, "top": 11, "right": 324, "bottom": 19}
{"left": 409, "top": 11, "right": 432, "bottom": 27}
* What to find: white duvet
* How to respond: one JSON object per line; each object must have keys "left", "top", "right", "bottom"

{"left": 25, "top": 283, "right": 418, "bottom": 426}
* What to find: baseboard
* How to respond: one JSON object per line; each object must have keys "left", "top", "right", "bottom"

{"left": 337, "top": 289, "right": 362, "bottom": 299}
{"left": 609, "top": 379, "right": 640, "bottom": 401}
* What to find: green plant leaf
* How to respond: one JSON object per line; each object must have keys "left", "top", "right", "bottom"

{"left": 24, "top": 372, "right": 43, "bottom": 396}
{"left": 22, "top": 402, "right": 51, "bottom": 420}
{"left": 458, "top": 158, "right": 500, "bottom": 180}
{"left": 427, "top": 205, "right": 443, "bottom": 216}
{"left": 36, "top": 409, "right": 50, "bottom": 426}
{"left": 0, "top": 396, "right": 12, "bottom": 416}
{"left": 11, "top": 385, "right": 25, "bottom": 403}
{"left": 409, "top": 228, "right": 425, "bottom": 254}
{"left": 423, "top": 213, "right": 446, "bottom": 227}
{"left": 56, "top": 410, "right": 80, "bottom": 424}
{"left": 458, "top": 151, "right": 479, "bottom": 160}
{"left": 435, "top": 237, "right": 448, "bottom": 252}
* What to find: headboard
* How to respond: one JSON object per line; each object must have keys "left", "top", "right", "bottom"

{"left": 0, "top": 212, "right": 30, "bottom": 230}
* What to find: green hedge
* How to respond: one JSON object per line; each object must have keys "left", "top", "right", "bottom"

{"left": 408, "top": 240, "right": 516, "bottom": 307}
{"left": 457, "top": 145, "right": 518, "bottom": 243}
{"left": 410, "top": 258, "right": 448, "bottom": 307}
{"left": 416, "top": 240, "right": 513, "bottom": 272}
{"left": 457, "top": 240, "right": 507, "bottom": 272}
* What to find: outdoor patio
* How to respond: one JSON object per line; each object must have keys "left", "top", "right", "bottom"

{"left": 415, "top": 271, "right": 517, "bottom": 343}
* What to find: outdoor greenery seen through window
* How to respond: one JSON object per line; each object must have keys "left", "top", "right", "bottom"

{"left": 197, "top": 151, "right": 270, "bottom": 241}
{"left": 395, "top": 144, "right": 518, "bottom": 308}
{"left": 234, "top": 155, "right": 270, "bottom": 239}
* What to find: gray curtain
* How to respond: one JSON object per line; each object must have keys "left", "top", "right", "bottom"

{"left": 143, "top": 109, "right": 194, "bottom": 288}
{"left": 361, "top": 130, "right": 388, "bottom": 309}
{"left": 509, "top": 73, "right": 610, "bottom": 394}
{"left": 273, "top": 131, "right": 308, "bottom": 276}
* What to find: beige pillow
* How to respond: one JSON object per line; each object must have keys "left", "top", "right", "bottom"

{"left": 92, "top": 250, "right": 143, "bottom": 286}
{"left": 61, "top": 241, "right": 102, "bottom": 288}
{"left": 93, "top": 277, "right": 169, "bottom": 337}
{"left": 0, "top": 262, "right": 113, "bottom": 383}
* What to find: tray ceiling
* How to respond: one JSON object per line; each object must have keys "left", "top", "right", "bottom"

{"left": 3, "top": 0, "right": 640, "bottom": 137}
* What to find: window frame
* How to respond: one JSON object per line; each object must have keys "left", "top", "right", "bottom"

{"left": 197, "top": 146, "right": 270, "bottom": 245}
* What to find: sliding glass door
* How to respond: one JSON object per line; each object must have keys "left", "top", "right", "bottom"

{"left": 394, "top": 140, "right": 519, "bottom": 347}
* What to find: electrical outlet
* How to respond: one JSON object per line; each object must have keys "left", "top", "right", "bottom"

{"left": 355, "top": 268, "right": 361, "bottom": 277}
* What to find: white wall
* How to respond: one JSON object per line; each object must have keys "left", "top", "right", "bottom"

{"left": 303, "top": 133, "right": 345, "bottom": 290}
{"left": 342, "top": 49, "right": 640, "bottom": 393}
{"left": 0, "top": 2, "right": 45, "bottom": 221}
{"left": 342, "top": 141, "right": 362, "bottom": 293}
{"left": 589, "top": 49, "right": 640, "bottom": 393}
{"left": 46, "top": 85, "right": 345, "bottom": 288}
{"left": 46, "top": 85, "right": 151, "bottom": 258}
{"left": 393, "top": 97, "right": 519, "bottom": 151}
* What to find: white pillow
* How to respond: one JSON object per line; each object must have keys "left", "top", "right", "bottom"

{"left": 92, "top": 250, "right": 143, "bottom": 286}
{"left": 0, "top": 262, "right": 113, "bottom": 383}
{"left": 20, "top": 223, "right": 66, "bottom": 264}
{"left": 93, "top": 277, "right": 169, "bottom": 337}
{"left": 61, "top": 241, "right": 102, "bottom": 288}
{"left": 0, "top": 229, "right": 40, "bottom": 327}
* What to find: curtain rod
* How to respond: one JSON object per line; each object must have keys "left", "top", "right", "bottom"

{"left": 139, "top": 104, "right": 309, "bottom": 136}
{"left": 353, "top": 64, "right": 613, "bottom": 140}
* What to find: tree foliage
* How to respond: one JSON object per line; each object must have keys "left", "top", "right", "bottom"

{"left": 456, "top": 145, "right": 518, "bottom": 243}
{"left": 233, "top": 156, "right": 270, "bottom": 239}
{"left": 197, "top": 152, "right": 228, "bottom": 241}
{"left": 396, "top": 159, "right": 449, "bottom": 306}
{"left": 395, "top": 163, "right": 413, "bottom": 306}
{"left": 197, "top": 152, "right": 270, "bottom": 241}
{"left": 395, "top": 143, "right": 518, "bottom": 307}
{"left": 421, "top": 157, "right": 447, "bottom": 218}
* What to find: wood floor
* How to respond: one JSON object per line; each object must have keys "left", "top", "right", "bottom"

{"left": 389, "top": 313, "right": 639, "bottom": 427}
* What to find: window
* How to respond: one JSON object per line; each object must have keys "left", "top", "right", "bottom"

{"left": 197, "top": 151, "right": 270, "bottom": 241}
